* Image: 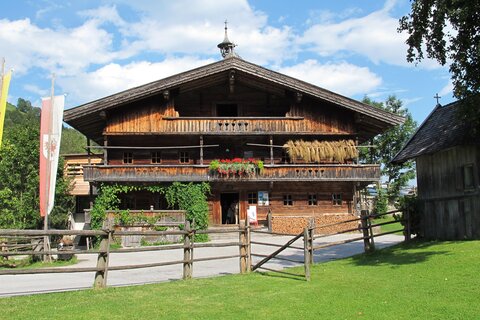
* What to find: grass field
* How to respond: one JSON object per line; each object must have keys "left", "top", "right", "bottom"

{"left": 1, "top": 240, "right": 479, "bottom": 319}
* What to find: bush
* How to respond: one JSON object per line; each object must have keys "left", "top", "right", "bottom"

{"left": 397, "top": 195, "right": 422, "bottom": 237}
{"left": 373, "top": 188, "right": 388, "bottom": 216}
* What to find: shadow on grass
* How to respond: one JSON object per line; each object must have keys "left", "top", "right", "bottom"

{"left": 257, "top": 269, "right": 306, "bottom": 282}
{"left": 347, "top": 240, "right": 450, "bottom": 267}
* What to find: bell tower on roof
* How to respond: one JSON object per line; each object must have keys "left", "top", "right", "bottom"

{"left": 217, "top": 20, "right": 238, "bottom": 59}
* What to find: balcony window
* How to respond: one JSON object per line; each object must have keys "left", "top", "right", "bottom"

{"left": 179, "top": 151, "right": 190, "bottom": 164}
{"left": 308, "top": 194, "right": 317, "bottom": 206}
{"left": 123, "top": 152, "right": 133, "bottom": 164}
{"left": 151, "top": 152, "right": 162, "bottom": 164}
{"left": 283, "top": 194, "right": 293, "bottom": 206}
{"left": 332, "top": 193, "right": 342, "bottom": 206}
{"left": 248, "top": 192, "right": 258, "bottom": 204}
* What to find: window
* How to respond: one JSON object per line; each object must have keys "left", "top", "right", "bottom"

{"left": 308, "top": 194, "right": 317, "bottom": 206}
{"left": 179, "top": 151, "right": 190, "bottom": 164}
{"left": 463, "top": 164, "right": 475, "bottom": 190}
{"left": 332, "top": 193, "right": 342, "bottom": 206}
{"left": 151, "top": 152, "right": 162, "bottom": 164}
{"left": 283, "top": 194, "right": 293, "bottom": 206}
{"left": 123, "top": 152, "right": 133, "bottom": 164}
{"left": 248, "top": 192, "right": 258, "bottom": 204}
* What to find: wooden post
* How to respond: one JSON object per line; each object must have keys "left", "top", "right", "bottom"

{"left": 183, "top": 221, "right": 192, "bottom": 280}
{"left": 404, "top": 208, "right": 411, "bottom": 242}
{"left": 239, "top": 220, "right": 247, "bottom": 274}
{"left": 246, "top": 216, "right": 252, "bottom": 272}
{"left": 267, "top": 209, "right": 272, "bottom": 232}
{"left": 269, "top": 135, "right": 274, "bottom": 165}
{"left": 368, "top": 213, "right": 376, "bottom": 250}
{"left": 94, "top": 231, "right": 110, "bottom": 288}
{"left": 303, "top": 227, "right": 311, "bottom": 281}
{"left": 200, "top": 135, "right": 204, "bottom": 165}
{"left": 360, "top": 210, "right": 373, "bottom": 253}
{"left": 308, "top": 218, "right": 315, "bottom": 265}
{"left": 103, "top": 136, "right": 108, "bottom": 165}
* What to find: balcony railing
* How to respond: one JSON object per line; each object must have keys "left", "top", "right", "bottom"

{"left": 83, "top": 164, "right": 380, "bottom": 182}
{"left": 104, "top": 116, "right": 350, "bottom": 135}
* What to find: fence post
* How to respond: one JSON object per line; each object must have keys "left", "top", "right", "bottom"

{"left": 183, "top": 221, "right": 192, "bottom": 280}
{"left": 267, "top": 209, "right": 272, "bottom": 232}
{"left": 239, "top": 220, "right": 247, "bottom": 274}
{"left": 404, "top": 208, "right": 411, "bottom": 242}
{"left": 308, "top": 218, "right": 315, "bottom": 264}
{"left": 94, "top": 230, "right": 111, "bottom": 288}
{"left": 360, "top": 210, "right": 374, "bottom": 253}
{"left": 303, "top": 227, "right": 311, "bottom": 281}
{"left": 246, "top": 216, "right": 252, "bottom": 272}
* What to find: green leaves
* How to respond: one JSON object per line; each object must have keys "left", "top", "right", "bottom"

{"left": 0, "top": 107, "right": 74, "bottom": 229}
{"left": 399, "top": 0, "right": 480, "bottom": 134}
{"left": 359, "top": 96, "right": 417, "bottom": 202}
{"left": 91, "top": 182, "right": 211, "bottom": 235}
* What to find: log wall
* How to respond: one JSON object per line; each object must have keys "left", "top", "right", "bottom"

{"left": 105, "top": 84, "right": 355, "bottom": 135}
{"left": 416, "top": 146, "right": 480, "bottom": 239}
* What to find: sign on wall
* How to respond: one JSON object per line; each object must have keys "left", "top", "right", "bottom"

{"left": 258, "top": 191, "right": 269, "bottom": 206}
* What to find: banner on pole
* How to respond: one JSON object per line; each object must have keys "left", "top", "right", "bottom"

{"left": 0, "top": 70, "right": 12, "bottom": 147}
{"left": 39, "top": 95, "right": 64, "bottom": 217}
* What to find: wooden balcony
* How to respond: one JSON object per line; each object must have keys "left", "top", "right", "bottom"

{"left": 106, "top": 117, "right": 353, "bottom": 135}
{"left": 83, "top": 164, "right": 380, "bottom": 183}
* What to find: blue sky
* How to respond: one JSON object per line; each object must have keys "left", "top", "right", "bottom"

{"left": 1, "top": 0, "right": 455, "bottom": 125}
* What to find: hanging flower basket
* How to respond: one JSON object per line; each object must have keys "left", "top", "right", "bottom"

{"left": 209, "top": 158, "right": 264, "bottom": 177}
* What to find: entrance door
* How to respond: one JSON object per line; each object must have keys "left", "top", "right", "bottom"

{"left": 220, "top": 193, "right": 239, "bottom": 224}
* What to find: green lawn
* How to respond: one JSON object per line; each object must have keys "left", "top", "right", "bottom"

{"left": 0, "top": 256, "right": 77, "bottom": 269}
{"left": 373, "top": 214, "right": 404, "bottom": 235}
{"left": 1, "top": 240, "right": 479, "bottom": 320}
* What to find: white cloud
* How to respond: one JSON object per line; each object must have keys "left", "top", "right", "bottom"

{"left": 78, "top": 5, "right": 126, "bottom": 27}
{"left": 60, "top": 56, "right": 215, "bottom": 107}
{"left": 277, "top": 59, "right": 382, "bottom": 96}
{"left": 438, "top": 81, "right": 453, "bottom": 97}
{"left": 107, "top": 0, "right": 294, "bottom": 65}
{"left": 0, "top": 18, "right": 116, "bottom": 76}
{"left": 298, "top": 1, "right": 440, "bottom": 69}
{"left": 23, "top": 84, "right": 49, "bottom": 97}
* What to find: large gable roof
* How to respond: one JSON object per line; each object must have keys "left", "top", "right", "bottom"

{"left": 392, "top": 101, "right": 477, "bottom": 163}
{"left": 64, "top": 56, "right": 404, "bottom": 140}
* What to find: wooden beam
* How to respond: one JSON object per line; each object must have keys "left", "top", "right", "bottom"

{"left": 87, "top": 144, "right": 219, "bottom": 150}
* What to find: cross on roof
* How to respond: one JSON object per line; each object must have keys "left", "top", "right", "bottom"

{"left": 434, "top": 93, "right": 441, "bottom": 105}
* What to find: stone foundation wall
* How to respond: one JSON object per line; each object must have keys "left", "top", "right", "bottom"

{"left": 271, "top": 214, "right": 359, "bottom": 235}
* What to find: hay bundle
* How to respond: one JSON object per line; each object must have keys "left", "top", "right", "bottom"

{"left": 283, "top": 139, "right": 358, "bottom": 164}
{"left": 283, "top": 140, "right": 297, "bottom": 163}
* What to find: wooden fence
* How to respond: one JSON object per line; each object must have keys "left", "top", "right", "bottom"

{"left": 0, "top": 210, "right": 410, "bottom": 288}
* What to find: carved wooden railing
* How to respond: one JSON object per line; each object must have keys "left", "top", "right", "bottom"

{"left": 83, "top": 164, "right": 380, "bottom": 182}
{"left": 160, "top": 117, "right": 305, "bottom": 134}
{"left": 106, "top": 117, "right": 353, "bottom": 135}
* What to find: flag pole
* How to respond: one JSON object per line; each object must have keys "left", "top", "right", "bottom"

{"left": 43, "top": 73, "right": 55, "bottom": 263}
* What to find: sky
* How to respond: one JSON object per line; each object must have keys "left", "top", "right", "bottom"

{"left": 0, "top": 0, "right": 455, "bottom": 125}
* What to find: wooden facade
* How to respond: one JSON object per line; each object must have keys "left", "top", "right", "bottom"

{"left": 64, "top": 56, "right": 402, "bottom": 228}
{"left": 393, "top": 102, "right": 480, "bottom": 239}
{"left": 416, "top": 146, "right": 480, "bottom": 239}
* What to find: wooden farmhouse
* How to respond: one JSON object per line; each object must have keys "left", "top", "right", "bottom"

{"left": 64, "top": 31, "right": 403, "bottom": 233}
{"left": 392, "top": 101, "right": 480, "bottom": 239}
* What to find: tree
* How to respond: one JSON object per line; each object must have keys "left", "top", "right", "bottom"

{"left": 398, "top": 0, "right": 480, "bottom": 133}
{"left": 0, "top": 100, "right": 74, "bottom": 229}
{"left": 359, "top": 96, "right": 417, "bottom": 202}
